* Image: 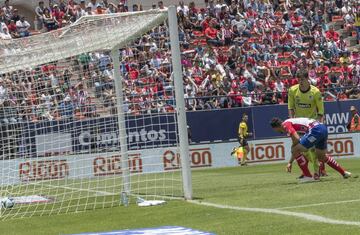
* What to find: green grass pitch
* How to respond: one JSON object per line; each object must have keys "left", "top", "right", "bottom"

{"left": 1, "top": 158, "right": 360, "bottom": 235}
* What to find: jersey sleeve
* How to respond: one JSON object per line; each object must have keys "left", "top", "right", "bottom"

{"left": 287, "top": 87, "right": 295, "bottom": 110}
{"left": 238, "top": 123, "right": 242, "bottom": 137}
{"left": 314, "top": 89, "right": 324, "bottom": 116}
{"left": 282, "top": 121, "right": 296, "bottom": 136}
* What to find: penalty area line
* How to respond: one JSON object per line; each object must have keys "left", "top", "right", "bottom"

{"left": 276, "top": 198, "right": 360, "bottom": 210}
{"left": 189, "top": 200, "right": 360, "bottom": 227}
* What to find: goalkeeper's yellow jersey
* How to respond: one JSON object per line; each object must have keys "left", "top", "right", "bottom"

{"left": 288, "top": 85, "right": 324, "bottom": 119}
{"left": 238, "top": 121, "right": 248, "bottom": 138}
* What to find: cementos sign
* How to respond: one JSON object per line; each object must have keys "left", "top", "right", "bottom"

{"left": 0, "top": 132, "right": 356, "bottom": 186}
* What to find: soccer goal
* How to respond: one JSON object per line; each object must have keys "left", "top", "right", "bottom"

{"left": 0, "top": 7, "right": 192, "bottom": 220}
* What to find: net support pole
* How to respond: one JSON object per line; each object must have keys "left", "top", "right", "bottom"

{"left": 111, "top": 48, "right": 131, "bottom": 196}
{"left": 168, "top": 6, "right": 192, "bottom": 200}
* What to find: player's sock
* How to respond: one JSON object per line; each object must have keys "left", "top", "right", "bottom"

{"left": 319, "top": 161, "right": 327, "bottom": 176}
{"left": 295, "top": 154, "right": 312, "bottom": 177}
{"left": 241, "top": 148, "right": 248, "bottom": 165}
{"left": 325, "top": 155, "right": 345, "bottom": 176}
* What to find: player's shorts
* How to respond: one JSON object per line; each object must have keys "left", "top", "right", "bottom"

{"left": 300, "top": 123, "right": 328, "bottom": 150}
{"left": 238, "top": 137, "right": 248, "bottom": 147}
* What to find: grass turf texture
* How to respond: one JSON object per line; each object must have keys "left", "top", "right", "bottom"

{"left": 1, "top": 158, "right": 360, "bottom": 235}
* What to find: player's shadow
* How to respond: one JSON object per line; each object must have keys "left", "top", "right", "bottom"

{"left": 281, "top": 179, "right": 336, "bottom": 186}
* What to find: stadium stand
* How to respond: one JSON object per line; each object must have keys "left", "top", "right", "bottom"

{"left": 0, "top": 0, "right": 359, "bottom": 122}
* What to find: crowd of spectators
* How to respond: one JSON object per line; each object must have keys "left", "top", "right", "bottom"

{"left": 0, "top": 0, "right": 31, "bottom": 39}
{"left": 0, "top": 0, "right": 360, "bottom": 123}
{"left": 177, "top": 0, "right": 360, "bottom": 110}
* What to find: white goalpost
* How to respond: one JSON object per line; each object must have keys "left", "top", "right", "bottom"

{"left": 0, "top": 7, "right": 192, "bottom": 220}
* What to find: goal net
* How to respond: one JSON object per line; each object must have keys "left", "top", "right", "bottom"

{"left": 0, "top": 8, "right": 191, "bottom": 220}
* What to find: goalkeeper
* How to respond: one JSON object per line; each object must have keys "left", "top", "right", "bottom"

{"left": 288, "top": 71, "right": 326, "bottom": 178}
{"left": 231, "top": 113, "right": 252, "bottom": 166}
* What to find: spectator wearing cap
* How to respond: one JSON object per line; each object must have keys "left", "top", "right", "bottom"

{"left": 59, "top": 96, "right": 74, "bottom": 118}
{"left": 85, "top": 6, "right": 93, "bottom": 16}
{"left": 11, "top": 8, "right": 20, "bottom": 22}
{"left": 347, "top": 106, "right": 360, "bottom": 132}
{"left": 16, "top": 16, "right": 30, "bottom": 37}
{"left": 52, "top": 4, "right": 65, "bottom": 28}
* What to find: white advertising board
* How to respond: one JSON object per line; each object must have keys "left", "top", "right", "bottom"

{"left": 1, "top": 133, "right": 359, "bottom": 186}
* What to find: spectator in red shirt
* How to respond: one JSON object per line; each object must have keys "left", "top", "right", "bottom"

{"left": 228, "top": 86, "right": 242, "bottom": 107}
{"left": 216, "top": 49, "right": 228, "bottom": 65}
{"left": 201, "top": 16, "right": 211, "bottom": 31}
{"left": 129, "top": 64, "right": 139, "bottom": 80}
{"left": 204, "top": 22, "right": 223, "bottom": 46}
{"left": 52, "top": 4, "right": 65, "bottom": 28}
{"left": 291, "top": 12, "right": 302, "bottom": 28}
{"left": 325, "top": 26, "right": 340, "bottom": 42}
{"left": 245, "top": 6, "right": 257, "bottom": 21}
{"left": 7, "top": 20, "right": 18, "bottom": 37}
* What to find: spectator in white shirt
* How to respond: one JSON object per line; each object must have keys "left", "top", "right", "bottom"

{"left": 177, "top": 1, "right": 189, "bottom": 16}
{"left": 16, "top": 16, "right": 31, "bottom": 37}
{"left": 87, "top": 0, "right": 97, "bottom": 11}
{"left": 0, "top": 26, "right": 12, "bottom": 39}
{"left": 274, "top": 77, "right": 284, "bottom": 93}
{"left": 341, "top": 2, "right": 351, "bottom": 15}
{"left": 75, "top": 5, "right": 86, "bottom": 20}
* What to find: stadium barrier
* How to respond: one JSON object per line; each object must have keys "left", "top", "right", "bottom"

{"left": 2, "top": 100, "right": 358, "bottom": 159}
{"left": 0, "top": 132, "right": 357, "bottom": 186}
{"left": 187, "top": 99, "right": 360, "bottom": 142}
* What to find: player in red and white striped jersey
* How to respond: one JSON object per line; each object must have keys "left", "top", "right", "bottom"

{"left": 270, "top": 117, "right": 351, "bottom": 181}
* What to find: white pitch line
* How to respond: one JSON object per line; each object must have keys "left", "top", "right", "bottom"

{"left": 189, "top": 200, "right": 360, "bottom": 226}
{"left": 276, "top": 199, "right": 360, "bottom": 210}
{"left": 42, "top": 183, "right": 116, "bottom": 196}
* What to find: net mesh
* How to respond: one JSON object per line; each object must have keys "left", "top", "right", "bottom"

{"left": 0, "top": 10, "right": 185, "bottom": 220}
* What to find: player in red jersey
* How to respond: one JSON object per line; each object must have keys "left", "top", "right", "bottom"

{"left": 270, "top": 117, "right": 351, "bottom": 181}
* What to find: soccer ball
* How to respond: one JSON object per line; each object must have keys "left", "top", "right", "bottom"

{"left": 1, "top": 197, "right": 15, "bottom": 209}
